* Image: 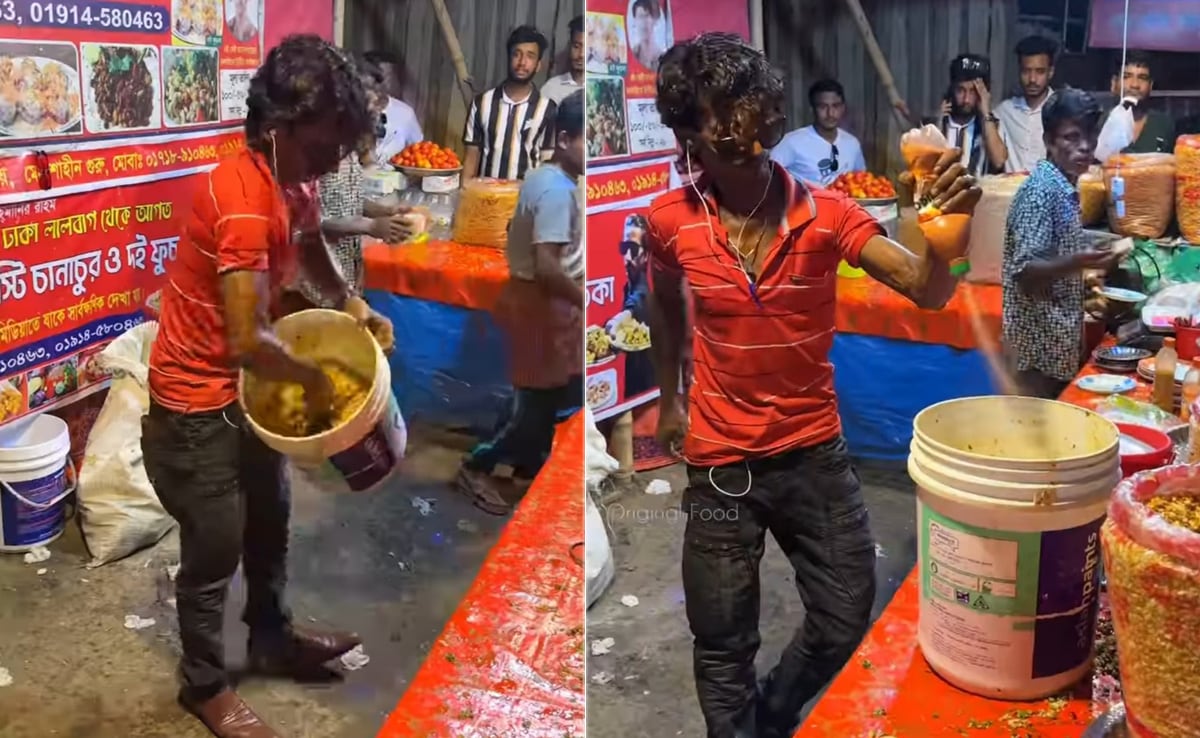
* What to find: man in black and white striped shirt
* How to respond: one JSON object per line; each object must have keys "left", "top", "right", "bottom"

{"left": 462, "top": 25, "right": 557, "bottom": 182}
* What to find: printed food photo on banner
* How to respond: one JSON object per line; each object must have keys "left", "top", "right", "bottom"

{"left": 81, "top": 44, "right": 161, "bottom": 133}
{"left": 172, "top": 0, "right": 224, "bottom": 47}
{"left": 162, "top": 46, "right": 220, "bottom": 127}
{"left": 587, "top": 76, "right": 629, "bottom": 159}
{"left": 585, "top": 11, "right": 627, "bottom": 77}
{"left": 0, "top": 40, "right": 82, "bottom": 140}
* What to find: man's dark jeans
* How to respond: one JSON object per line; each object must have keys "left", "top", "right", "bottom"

{"left": 141, "top": 400, "right": 292, "bottom": 701}
{"left": 682, "top": 436, "right": 877, "bottom": 738}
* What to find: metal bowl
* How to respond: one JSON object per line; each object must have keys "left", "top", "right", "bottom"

{"left": 1082, "top": 703, "right": 1130, "bottom": 738}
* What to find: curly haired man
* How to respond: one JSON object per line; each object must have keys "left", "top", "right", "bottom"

{"left": 144, "top": 35, "right": 394, "bottom": 738}
{"left": 644, "top": 33, "right": 982, "bottom": 738}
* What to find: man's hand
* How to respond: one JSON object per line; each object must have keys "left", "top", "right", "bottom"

{"left": 655, "top": 401, "right": 688, "bottom": 457}
{"left": 344, "top": 295, "right": 395, "bottom": 353}
{"left": 1074, "top": 248, "right": 1124, "bottom": 271}
{"left": 899, "top": 148, "right": 983, "bottom": 216}
{"left": 973, "top": 79, "right": 992, "bottom": 117}
{"left": 301, "top": 363, "right": 334, "bottom": 429}
{"left": 939, "top": 99, "right": 952, "bottom": 118}
{"left": 368, "top": 214, "right": 414, "bottom": 243}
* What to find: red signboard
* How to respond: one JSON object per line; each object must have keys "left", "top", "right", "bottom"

{"left": 584, "top": 0, "right": 749, "bottom": 422}
{"left": 0, "top": 178, "right": 195, "bottom": 423}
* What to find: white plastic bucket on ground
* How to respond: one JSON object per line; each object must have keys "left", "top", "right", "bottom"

{"left": 0, "top": 414, "right": 75, "bottom": 552}
{"left": 240, "top": 310, "right": 406, "bottom": 493}
{"left": 908, "top": 396, "right": 1120, "bottom": 700}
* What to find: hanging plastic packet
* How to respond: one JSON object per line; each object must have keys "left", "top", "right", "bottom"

{"left": 1096, "top": 97, "right": 1138, "bottom": 163}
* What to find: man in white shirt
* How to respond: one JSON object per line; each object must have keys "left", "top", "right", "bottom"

{"left": 363, "top": 50, "right": 424, "bottom": 166}
{"left": 770, "top": 79, "right": 866, "bottom": 187}
{"left": 994, "top": 36, "right": 1057, "bottom": 173}
{"left": 541, "top": 15, "right": 583, "bottom": 105}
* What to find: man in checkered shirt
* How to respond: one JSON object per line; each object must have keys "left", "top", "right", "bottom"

{"left": 1002, "top": 87, "right": 1123, "bottom": 398}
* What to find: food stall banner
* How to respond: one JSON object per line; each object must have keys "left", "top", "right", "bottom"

{"left": 0, "top": 177, "right": 195, "bottom": 423}
{"left": 1, "top": 0, "right": 263, "bottom": 143}
{"left": 584, "top": 0, "right": 751, "bottom": 166}
{"left": 584, "top": 0, "right": 749, "bottom": 422}
{"left": 0, "top": 0, "right": 266, "bottom": 425}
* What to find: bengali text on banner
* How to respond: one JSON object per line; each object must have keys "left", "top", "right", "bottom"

{"left": 0, "top": 178, "right": 188, "bottom": 423}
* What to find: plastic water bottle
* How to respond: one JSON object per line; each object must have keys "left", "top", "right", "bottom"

{"left": 1183, "top": 362, "right": 1200, "bottom": 421}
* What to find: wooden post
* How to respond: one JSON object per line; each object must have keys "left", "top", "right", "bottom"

{"left": 840, "top": 0, "right": 912, "bottom": 129}
{"left": 428, "top": 0, "right": 475, "bottom": 108}
{"left": 607, "top": 411, "right": 635, "bottom": 482}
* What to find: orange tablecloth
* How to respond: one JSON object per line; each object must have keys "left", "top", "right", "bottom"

{"left": 835, "top": 276, "right": 1002, "bottom": 350}
{"left": 799, "top": 349, "right": 1139, "bottom": 737}
{"left": 377, "top": 414, "right": 584, "bottom": 738}
{"left": 795, "top": 571, "right": 1099, "bottom": 738}
{"left": 363, "top": 239, "right": 509, "bottom": 312}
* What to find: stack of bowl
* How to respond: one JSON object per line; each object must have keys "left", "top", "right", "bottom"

{"left": 1093, "top": 345, "right": 1151, "bottom": 373}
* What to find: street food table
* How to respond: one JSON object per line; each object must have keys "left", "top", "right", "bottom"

{"left": 363, "top": 239, "right": 512, "bottom": 431}
{"left": 832, "top": 277, "right": 1003, "bottom": 459}
{"left": 377, "top": 413, "right": 585, "bottom": 738}
{"left": 798, "top": 347, "right": 1140, "bottom": 737}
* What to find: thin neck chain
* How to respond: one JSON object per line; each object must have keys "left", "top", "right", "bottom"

{"left": 728, "top": 166, "right": 775, "bottom": 263}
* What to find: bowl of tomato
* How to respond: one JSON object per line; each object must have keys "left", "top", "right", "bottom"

{"left": 390, "top": 141, "right": 463, "bottom": 177}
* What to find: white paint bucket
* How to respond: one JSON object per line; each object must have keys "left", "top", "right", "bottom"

{"left": 908, "top": 396, "right": 1121, "bottom": 700}
{"left": 240, "top": 310, "right": 406, "bottom": 493}
{"left": 0, "top": 414, "right": 75, "bottom": 552}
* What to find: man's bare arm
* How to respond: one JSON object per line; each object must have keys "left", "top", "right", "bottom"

{"left": 647, "top": 266, "right": 686, "bottom": 409}
{"left": 462, "top": 145, "right": 482, "bottom": 183}
{"left": 221, "top": 270, "right": 324, "bottom": 385}
{"left": 859, "top": 150, "right": 982, "bottom": 310}
{"left": 533, "top": 242, "right": 584, "bottom": 305}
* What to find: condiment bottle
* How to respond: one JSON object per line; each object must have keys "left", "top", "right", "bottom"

{"left": 1153, "top": 337, "right": 1178, "bottom": 413}
{"left": 1183, "top": 361, "right": 1200, "bottom": 420}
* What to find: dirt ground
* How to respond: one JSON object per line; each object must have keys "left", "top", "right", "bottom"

{"left": 585, "top": 460, "right": 920, "bottom": 738}
{"left": 0, "top": 428, "right": 507, "bottom": 738}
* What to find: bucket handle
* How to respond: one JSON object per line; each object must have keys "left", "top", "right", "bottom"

{"left": 0, "top": 457, "right": 78, "bottom": 511}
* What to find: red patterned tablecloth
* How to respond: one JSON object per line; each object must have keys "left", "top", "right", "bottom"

{"left": 376, "top": 414, "right": 584, "bottom": 738}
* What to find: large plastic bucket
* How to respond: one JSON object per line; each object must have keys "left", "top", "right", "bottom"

{"left": 908, "top": 396, "right": 1121, "bottom": 700}
{"left": 240, "top": 310, "right": 406, "bottom": 493}
{"left": 0, "top": 414, "right": 75, "bottom": 553}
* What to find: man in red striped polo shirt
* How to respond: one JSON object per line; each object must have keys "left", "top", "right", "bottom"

{"left": 646, "top": 35, "right": 982, "bottom": 738}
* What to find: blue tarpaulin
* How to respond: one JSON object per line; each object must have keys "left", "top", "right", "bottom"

{"left": 831, "top": 333, "right": 1001, "bottom": 461}
{"left": 365, "top": 291, "right": 511, "bottom": 434}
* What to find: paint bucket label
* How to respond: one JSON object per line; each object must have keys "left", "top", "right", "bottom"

{"left": 1, "top": 465, "right": 67, "bottom": 549}
{"left": 918, "top": 502, "right": 1103, "bottom": 682}
{"left": 327, "top": 393, "right": 406, "bottom": 492}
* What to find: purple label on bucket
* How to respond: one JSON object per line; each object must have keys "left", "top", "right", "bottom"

{"left": 327, "top": 396, "right": 405, "bottom": 492}
{"left": 1032, "top": 518, "right": 1104, "bottom": 679}
{"left": 1, "top": 466, "right": 68, "bottom": 548}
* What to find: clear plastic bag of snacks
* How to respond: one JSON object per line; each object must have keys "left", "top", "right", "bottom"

{"left": 1103, "top": 465, "right": 1200, "bottom": 738}
{"left": 1105, "top": 153, "right": 1176, "bottom": 239}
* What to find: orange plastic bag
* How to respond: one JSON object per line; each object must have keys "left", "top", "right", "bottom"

{"left": 1105, "top": 153, "right": 1176, "bottom": 239}
{"left": 1176, "top": 136, "right": 1200, "bottom": 244}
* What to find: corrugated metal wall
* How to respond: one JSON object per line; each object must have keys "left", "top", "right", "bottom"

{"left": 765, "top": 0, "right": 1019, "bottom": 175}
{"left": 343, "top": 0, "right": 579, "bottom": 151}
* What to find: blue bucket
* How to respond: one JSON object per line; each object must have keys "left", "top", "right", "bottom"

{"left": 0, "top": 415, "right": 75, "bottom": 553}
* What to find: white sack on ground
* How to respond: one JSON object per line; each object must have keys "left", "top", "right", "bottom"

{"left": 584, "top": 408, "right": 616, "bottom": 608}
{"left": 79, "top": 322, "right": 175, "bottom": 567}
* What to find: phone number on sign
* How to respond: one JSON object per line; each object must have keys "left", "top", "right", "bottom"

{"left": 52, "top": 316, "right": 140, "bottom": 356}
{"left": 1, "top": 0, "right": 167, "bottom": 31}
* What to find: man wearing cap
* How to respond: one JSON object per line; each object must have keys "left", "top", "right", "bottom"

{"left": 938, "top": 54, "right": 1007, "bottom": 177}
